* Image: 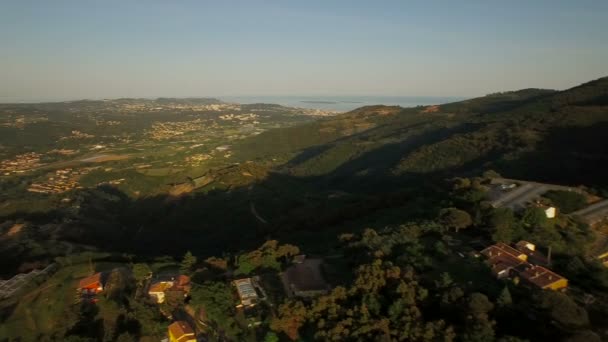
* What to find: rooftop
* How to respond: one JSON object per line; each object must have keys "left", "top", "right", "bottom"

{"left": 284, "top": 258, "right": 328, "bottom": 293}
{"left": 481, "top": 242, "right": 527, "bottom": 261}
{"left": 233, "top": 278, "right": 258, "bottom": 302}
{"left": 168, "top": 321, "right": 195, "bottom": 341}
{"left": 148, "top": 281, "right": 173, "bottom": 293}
{"left": 481, "top": 242, "right": 567, "bottom": 290}
{"left": 518, "top": 265, "right": 567, "bottom": 289}
{"left": 78, "top": 272, "right": 102, "bottom": 289}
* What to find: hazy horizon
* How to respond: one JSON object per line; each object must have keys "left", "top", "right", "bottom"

{"left": 0, "top": 94, "right": 466, "bottom": 112}
{"left": 2, "top": 1, "right": 608, "bottom": 100}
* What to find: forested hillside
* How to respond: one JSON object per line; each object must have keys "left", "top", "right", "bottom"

{"left": 233, "top": 77, "right": 608, "bottom": 193}
{"left": 2, "top": 77, "right": 608, "bottom": 342}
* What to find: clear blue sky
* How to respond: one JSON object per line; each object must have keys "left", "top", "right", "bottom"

{"left": 1, "top": 1, "right": 607, "bottom": 100}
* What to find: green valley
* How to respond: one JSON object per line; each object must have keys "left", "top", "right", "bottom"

{"left": 2, "top": 77, "right": 608, "bottom": 342}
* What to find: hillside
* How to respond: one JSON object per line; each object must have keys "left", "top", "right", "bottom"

{"left": 232, "top": 77, "right": 608, "bottom": 192}
{"left": 2, "top": 78, "right": 608, "bottom": 342}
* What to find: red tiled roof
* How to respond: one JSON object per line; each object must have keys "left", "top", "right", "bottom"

{"left": 168, "top": 321, "right": 194, "bottom": 341}
{"left": 488, "top": 254, "right": 528, "bottom": 275}
{"left": 518, "top": 265, "right": 567, "bottom": 289}
{"left": 481, "top": 243, "right": 526, "bottom": 259}
{"left": 481, "top": 243, "right": 567, "bottom": 289}
{"left": 481, "top": 243, "right": 530, "bottom": 277}
{"left": 78, "top": 273, "right": 102, "bottom": 289}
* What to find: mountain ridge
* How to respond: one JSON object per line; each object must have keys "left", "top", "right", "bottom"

{"left": 231, "top": 77, "right": 608, "bottom": 191}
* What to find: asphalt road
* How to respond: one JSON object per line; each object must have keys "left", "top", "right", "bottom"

{"left": 573, "top": 199, "right": 608, "bottom": 225}
{"left": 490, "top": 178, "right": 584, "bottom": 210}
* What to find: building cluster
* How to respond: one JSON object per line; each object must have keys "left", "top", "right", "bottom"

{"left": 97, "top": 178, "right": 126, "bottom": 186}
{"left": 114, "top": 102, "right": 241, "bottom": 114}
{"left": 147, "top": 119, "right": 206, "bottom": 140}
{"left": 68, "top": 255, "right": 330, "bottom": 341}
{"left": 218, "top": 113, "right": 260, "bottom": 124}
{"left": 481, "top": 241, "right": 568, "bottom": 291}
{"left": 227, "top": 255, "right": 329, "bottom": 330}
{"left": 0, "top": 115, "right": 49, "bottom": 129}
{"left": 250, "top": 106, "right": 337, "bottom": 116}
{"left": 490, "top": 178, "right": 608, "bottom": 266}
{"left": 28, "top": 168, "right": 92, "bottom": 194}
{"left": 60, "top": 130, "right": 95, "bottom": 140}
{"left": 94, "top": 119, "right": 122, "bottom": 126}
{"left": 0, "top": 152, "right": 43, "bottom": 175}
{"left": 184, "top": 154, "right": 212, "bottom": 166}
{"left": 48, "top": 149, "right": 79, "bottom": 156}
{"left": 298, "top": 108, "right": 341, "bottom": 116}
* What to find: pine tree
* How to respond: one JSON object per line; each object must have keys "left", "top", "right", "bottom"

{"left": 497, "top": 286, "right": 512, "bottom": 307}
{"left": 132, "top": 263, "right": 151, "bottom": 287}
{"left": 180, "top": 251, "right": 197, "bottom": 274}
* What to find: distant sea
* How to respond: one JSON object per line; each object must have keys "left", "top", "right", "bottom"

{"left": 221, "top": 96, "right": 466, "bottom": 112}
{"left": 0, "top": 95, "right": 466, "bottom": 112}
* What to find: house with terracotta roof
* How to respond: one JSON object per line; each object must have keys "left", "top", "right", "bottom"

{"left": 516, "top": 265, "right": 568, "bottom": 291}
{"left": 148, "top": 281, "right": 174, "bottom": 303}
{"left": 480, "top": 243, "right": 528, "bottom": 279}
{"left": 481, "top": 242, "right": 567, "bottom": 291}
{"left": 168, "top": 320, "right": 196, "bottom": 342}
{"left": 78, "top": 272, "right": 104, "bottom": 294}
{"left": 148, "top": 275, "right": 191, "bottom": 303}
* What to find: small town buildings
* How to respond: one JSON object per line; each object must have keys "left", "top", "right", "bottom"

{"left": 148, "top": 275, "right": 191, "bottom": 304}
{"left": 168, "top": 321, "right": 196, "bottom": 342}
{"left": 283, "top": 258, "right": 329, "bottom": 298}
{"left": 78, "top": 272, "right": 104, "bottom": 294}
{"left": 148, "top": 282, "right": 174, "bottom": 304}
{"left": 480, "top": 243, "right": 528, "bottom": 279}
{"left": 481, "top": 242, "right": 567, "bottom": 291}
{"left": 233, "top": 278, "right": 259, "bottom": 308}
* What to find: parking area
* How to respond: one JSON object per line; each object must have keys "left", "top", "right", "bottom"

{"left": 488, "top": 178, "right": 584, "bottom": 211}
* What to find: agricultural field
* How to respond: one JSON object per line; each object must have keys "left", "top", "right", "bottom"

{"left": 0, "top": 98, "right": 336, "bottom": 213}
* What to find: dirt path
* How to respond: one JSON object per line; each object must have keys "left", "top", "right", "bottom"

{"left": 248, "top": 184, "right": 268, "bottom": 224}
{"left": 250, "top": 202, "right": 268, "bottom": 224}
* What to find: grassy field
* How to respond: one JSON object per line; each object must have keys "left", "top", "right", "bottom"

{"left": 0, "top": 264, "right": 88, "bottom": 340}
{"left": 0, "top": 253, "right": 124, "bottom": 341}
